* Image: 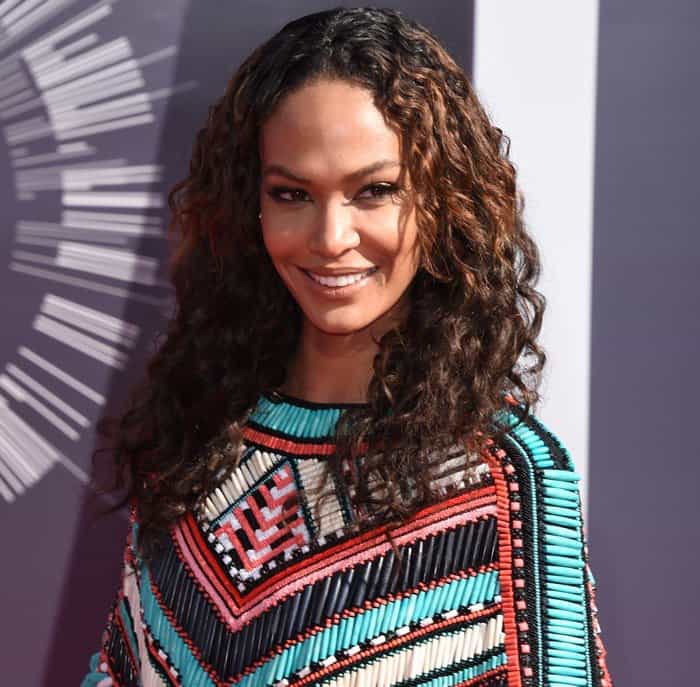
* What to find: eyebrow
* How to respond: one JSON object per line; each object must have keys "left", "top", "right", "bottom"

{"left": 262, "top": 159, "right": 401, "bottom": 184}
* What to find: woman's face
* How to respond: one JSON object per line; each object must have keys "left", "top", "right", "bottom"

{"left": 258, "top": 78, "right": 420, "bottom": 337}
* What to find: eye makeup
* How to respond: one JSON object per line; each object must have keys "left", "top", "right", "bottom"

{"left": 266, "top": 182, "right": 400, "bottom": 204}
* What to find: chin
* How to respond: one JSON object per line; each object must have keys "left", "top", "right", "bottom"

{"left": 307, "top": 313, "right": 379, "bottom": 336}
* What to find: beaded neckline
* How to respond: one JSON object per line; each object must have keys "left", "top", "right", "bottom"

{"left": 246, "top": 390, "right": 368, "bottom": 441}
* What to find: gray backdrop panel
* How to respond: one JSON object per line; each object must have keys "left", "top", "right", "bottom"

{"left": 589, "top": 1, "right": 700, "bottom": 684}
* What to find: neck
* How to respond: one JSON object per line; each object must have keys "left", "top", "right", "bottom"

{"left": 281, "top": 299, "right": 408, "bottom": 405}
{"left": 281, "top": 324, "right": 376, "bottom": 405}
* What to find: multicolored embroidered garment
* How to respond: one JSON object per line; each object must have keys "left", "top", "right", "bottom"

{"left": 81, "top": 391, "right": 613, "bottom": 687}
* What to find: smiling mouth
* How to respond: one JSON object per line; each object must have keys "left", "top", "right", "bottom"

{"left": 302, "top": 267, "right": 378, "bottom": 288}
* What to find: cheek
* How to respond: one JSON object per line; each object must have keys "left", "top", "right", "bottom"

{"left": 377, "top": 218, "right": 420, "bottom": 275}
{"left": 262, "top": 225, "right": 301, "bottom": 263}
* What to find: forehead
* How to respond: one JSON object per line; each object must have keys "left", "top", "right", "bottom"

{"left": 259, "top": 79, "right": 401, "bottom": 171}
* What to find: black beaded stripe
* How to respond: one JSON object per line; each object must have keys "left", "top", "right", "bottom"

{"left": 498, "top": 432, "right": 542, "bottom": 687}
{"left": 388, "top": 648, "right": 507, "bottom": 687}
{"left": 148, "top": 516, "right": 498, "bottom": 681}
{"left": 104, "top": 601, "right": 139, "bottom": 687}
{"left": 148, "top": 536, "right": 233, "bottom": 677}
{"left": 223, "top": 517, "right": 498, "bottom": 679}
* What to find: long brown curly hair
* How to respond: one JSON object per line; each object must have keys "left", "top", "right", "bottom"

{"left": 93, "top": 6, "right": 546, "bottom": 562}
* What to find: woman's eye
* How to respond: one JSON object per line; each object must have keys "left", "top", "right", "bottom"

{"left": 266, "top": 183, "right": 399, "bottom": 204}
{"left": 357, "top": 183, "right": 399, "bottom": 200}
{"left": 267, "top": 187, "right": 309, "bottom": 203}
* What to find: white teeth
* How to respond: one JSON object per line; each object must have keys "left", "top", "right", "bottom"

{"left": 306, "top": 268, "right": 375, "bottom": 287}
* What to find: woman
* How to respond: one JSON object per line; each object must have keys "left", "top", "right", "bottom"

{"left": 82, "top": 7, "right": 614, "bottom": 687}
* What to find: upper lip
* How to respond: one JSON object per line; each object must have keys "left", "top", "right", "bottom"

{"left": 302, "top": 267, "right": 376, "bottom": 276}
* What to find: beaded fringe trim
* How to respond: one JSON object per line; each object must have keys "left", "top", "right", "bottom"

{"left": 502, "top": 409, "right": 595, "bottom": 687}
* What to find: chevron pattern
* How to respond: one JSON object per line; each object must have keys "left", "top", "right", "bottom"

{"left": 84, "top": 392, "right": 613, "bottom": 687}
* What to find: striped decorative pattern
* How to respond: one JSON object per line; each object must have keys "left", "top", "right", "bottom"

{"left": 81, "top": 392, "right": 612, "bottom": 686}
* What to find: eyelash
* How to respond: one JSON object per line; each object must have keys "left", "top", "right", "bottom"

{"left": 266, "top": 183, "right": 399, "bottom": 204}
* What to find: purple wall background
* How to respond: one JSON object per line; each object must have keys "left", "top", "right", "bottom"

{"left": 588, "top": 1, "right": 700, "bottom": 684}
{"left": 0, "top": 1, "right": 696, "bottom": 685}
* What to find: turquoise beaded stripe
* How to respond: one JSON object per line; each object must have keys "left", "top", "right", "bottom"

{"left": 131, "top": 519, "right": 217, "bottom": 687}
{"left": 234, "top": 569, "right": 501, "bottom": 686}
{"left": 504, "top": 411, "right": 592, "bottom": 687}
{"left": 249, "top": 394, "right": 344, "bottom": 439}
{"left": 141, "top": 560, "right": 216, "bottom": 686}
{"left": 80, "top": 652, "right": 108, "bottom": 687}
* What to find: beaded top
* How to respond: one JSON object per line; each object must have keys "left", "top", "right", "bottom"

{"left": 81, "top": 393, "right": 614, "bottom": 687}
{"left": 249, "top": 390, "right": 362, "bottom": 440}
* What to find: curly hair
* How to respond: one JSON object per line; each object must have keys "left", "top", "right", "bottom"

{"left": 93, "top": 6, "right": 546, "bottom": 562}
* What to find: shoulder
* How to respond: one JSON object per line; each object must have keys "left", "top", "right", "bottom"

{"left": 482, "top": 407, "right": 610, "bottom": 686}
{"left": 490, "top": 394, "right": 578, "bottom": 474}
{"left": 483, "top": 394, "right": 585, "bottom": 530}
{"left": 488, "top": 402, "right": 583, "bottom": 548}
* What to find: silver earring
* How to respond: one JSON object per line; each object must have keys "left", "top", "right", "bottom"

{"left": 258, "top": 212, "right": 262, "bottom": 220}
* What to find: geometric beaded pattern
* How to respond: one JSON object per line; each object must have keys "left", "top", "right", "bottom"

{"left": 81, "top": 392, "right": 614, "bottom": 687}
{"left": 208, "top": 460, "right": 317, "bottom": 592}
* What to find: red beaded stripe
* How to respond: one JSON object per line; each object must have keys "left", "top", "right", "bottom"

{"left": 585, "top": 568, "right": 614, "bottom": 687}
{"left": 455, "top": 664, "right": 508, "bottom": 686}
{"left": 483, "top": 442, "right": 522, "bottom": 687}
{"left": 242, "top": 426, "right": 337, "bottom": 455}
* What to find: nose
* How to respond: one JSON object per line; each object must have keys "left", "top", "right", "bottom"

{"left": 308, "top": 202, "right": 360, "bottom": 257}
